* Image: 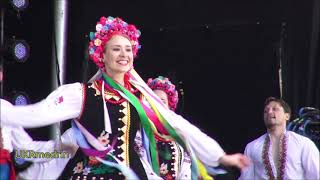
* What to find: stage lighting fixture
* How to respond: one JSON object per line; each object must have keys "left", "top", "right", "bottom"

{"left": 11, "top": 39, "right": 30, "bottom": 63}
{"left": 10, "top": 0, "right": 29, "bottom": 12}
{"left": 13, "top": 91, "right": 29, "bottom": 105}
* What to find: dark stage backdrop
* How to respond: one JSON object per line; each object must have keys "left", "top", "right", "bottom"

{"left": 282, "top": 0, "right": 320, "bottom": 113}
{"left": 3, "top": 1, "right": 54, "bottom": 140}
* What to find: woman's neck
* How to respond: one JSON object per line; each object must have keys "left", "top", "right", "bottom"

{"left": 105, "top": 71, "right": 125, "bottom": 86}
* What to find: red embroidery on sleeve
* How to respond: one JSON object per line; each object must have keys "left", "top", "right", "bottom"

{"left": 58, "top": 96, "right": 64, "bottom": 103}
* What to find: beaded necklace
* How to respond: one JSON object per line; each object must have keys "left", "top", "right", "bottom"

{"left": 262, "top": 133, "right": 287, "bottom": 180}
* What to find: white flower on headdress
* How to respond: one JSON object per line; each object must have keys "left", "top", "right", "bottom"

{"left": 96, "top": 23, "right": 103, "bottom": 31}
{"left": 136, "top": 30, "right": 141, "bottom": 37}
{"left": 89, "top": 48, "right": 95, "bottom": 55}
{"left": 107, "top": 16, "right": 114, "bottom": 22}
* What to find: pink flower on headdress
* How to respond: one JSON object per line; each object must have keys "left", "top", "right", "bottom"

{"left": 95, "top": 33, "right": 101, "bottom": 39}
{"left": 96, "top": 46, "right": 103, "bottom": 52}
{"left": 148, "top": 76, "right": 179, "bottom": 111}
{"left": 92, "top": 55, "right": 101, "bottom": 65}
{"left": 100, "top": 16, "right": 107, "bottom": 25}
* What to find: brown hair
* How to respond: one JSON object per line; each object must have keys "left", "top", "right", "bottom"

{"left": 264, "top": 97, "right": 292, "bottom": 117}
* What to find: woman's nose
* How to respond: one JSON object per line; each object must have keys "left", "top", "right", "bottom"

{"left": 119, "top": 49, "right": 125, "bottom": 56}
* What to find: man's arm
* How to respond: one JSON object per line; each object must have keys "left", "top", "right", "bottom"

{"left": 238, "top": 144, "right": 254, "bottom": 180}
{"left": 302, "top": 138, "right": 320, "bottom": 179}
{"left": 168, "top": 112, "right": 250, "bottom": 169}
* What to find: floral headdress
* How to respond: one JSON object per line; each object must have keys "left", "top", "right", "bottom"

{"left": 88, "top": 16, "right": 141, "bottom": 69}
{"left": 147, "top": 76, "right": 179, "bottom": 111}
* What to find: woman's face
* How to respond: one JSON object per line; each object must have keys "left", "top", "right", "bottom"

{"left": 153, "top": 89, "right": 169, "bottom": 108}
{"left": 103, "top": 35, "right": 134, "bottom": 75}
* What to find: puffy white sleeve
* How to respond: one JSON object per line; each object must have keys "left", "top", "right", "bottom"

{"left": 17, "top": 128, "right": 78, "bottom": 179}
{"left": 11, "top": 126, "right": 56, "bottom": 162}
{"left": 301, "top": 138, "right": 320, "bottom": 179}
{"left": 238, "top": 144, "right": 254, "bottom": 180}
{"left": 18, "top": 158, "right": 70, "bottom": 180}
{"left": 167, "top": 111, "right": 225, "bottom": 167}
{"left": 0, "top": 83, "right": 84, "bottom": 128}
{"left": 12, "top": 127, "right": 78, "bottom": 163}
{"left": 126, "top": 79, "right": 225, "bottom": 167}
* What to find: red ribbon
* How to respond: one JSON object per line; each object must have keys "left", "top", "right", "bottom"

{"left": 0, "top": 149, "right": 16, "bottom": 180}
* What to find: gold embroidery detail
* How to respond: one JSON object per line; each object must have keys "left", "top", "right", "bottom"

{"left": 89, "top": 81, "right": 121, "bottom": 100}
{"left": 173, "top": 141, "right": 182, "bottom": 177}
{"left": 89, "top": 81, "right": 130, "bottom": 165}
{"left": 89, "top": 83, "right": 101, "bottom": 96}
{"left": 105, "top": 94, "right": 120, "bottom": 101}
{"left": 118, "top": 101, "right": 130, "bottom": 166}
{"left": 126, "top": 102, "right": 131, "bottom": 166}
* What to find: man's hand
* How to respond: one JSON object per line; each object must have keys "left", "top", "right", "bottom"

{"left": 218, "top": 153, "right": 251, "bottom": 170}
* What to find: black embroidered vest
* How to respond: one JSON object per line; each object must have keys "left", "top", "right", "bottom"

{"left": 60, "top": 82, "right": 147, "bottom": 180}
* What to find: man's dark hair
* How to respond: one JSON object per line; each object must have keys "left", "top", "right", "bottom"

{"left": 264, "top": 97, "right": 292, "bottom": 117}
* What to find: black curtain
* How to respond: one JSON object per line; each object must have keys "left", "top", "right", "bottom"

{"left": 282, "top": 0, "right": 320, "bottom": 115}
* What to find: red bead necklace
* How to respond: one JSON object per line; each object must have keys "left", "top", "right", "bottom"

{"left": 95, "top": 77, "right": 138, "bottom": 105}
{"left": 262, "top": 133, "right": 287, "bottom": 180}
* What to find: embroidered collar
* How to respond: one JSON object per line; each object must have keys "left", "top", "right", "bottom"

{"left": 262, "top": 132, "right": 288, "bottom": 180}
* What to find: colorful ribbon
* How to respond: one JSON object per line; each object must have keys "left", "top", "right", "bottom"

{"left": 128, "top": 69, "right": 213, "bottom": 180}
{"left": 102, "top": 73, "right": 160, "bottom": 174}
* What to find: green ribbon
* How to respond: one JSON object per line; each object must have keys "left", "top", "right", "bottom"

{"left": 102, "top": 73, "right": 160, "bottom": 174}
